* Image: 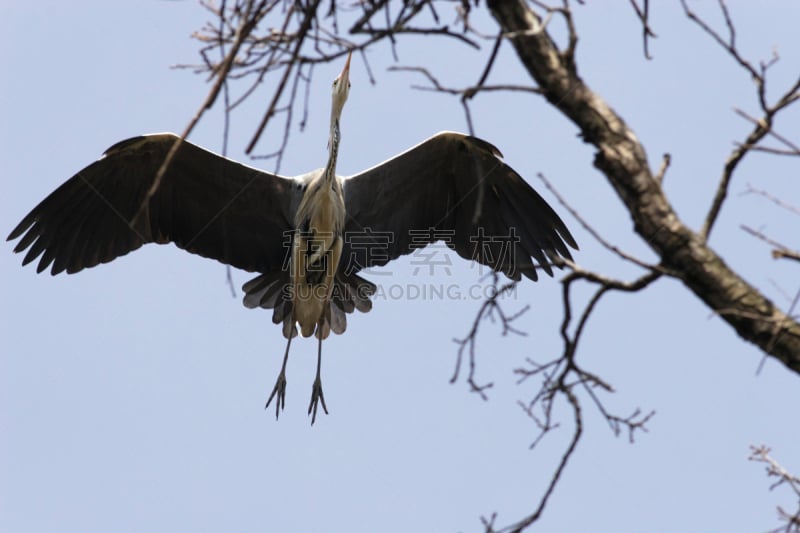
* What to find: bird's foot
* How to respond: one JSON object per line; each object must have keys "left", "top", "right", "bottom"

{"left": 307, "top": 377, "right": 328, "bottom": 425}
{"left": 265, "top": 371, "right": 287, "bottom": 420}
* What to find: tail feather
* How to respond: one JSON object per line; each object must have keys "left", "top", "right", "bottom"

{"left": 242, "top": 271, "right": 284, "bottom": 309}
{"left": 335, "top": 272, "right": 376, "bottom": 314}
{"left": 242, "top": 270, "right": 377, "bottom": 339}
{"left": 330, "top": 303, "right": 347, "bottom": 335}
{"left": 282, "top": 314, "right": 297, "bottom": 339}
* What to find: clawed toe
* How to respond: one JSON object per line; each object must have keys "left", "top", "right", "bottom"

{"left": 265, "top": 372, "right": 287, "bottom": 420}
{"left": 308, "top": 378, "right": 328, "bottom": 425}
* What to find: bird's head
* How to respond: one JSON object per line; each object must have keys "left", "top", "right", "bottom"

{"left": 330, "top": 51, "right": 352, "bottom": 125}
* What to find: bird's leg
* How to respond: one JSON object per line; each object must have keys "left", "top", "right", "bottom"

{"left": 265, "top": 327, "right": 294, "bottom": 420}
{"left": 308, "top": 324, "right": 328, "bottom": 425}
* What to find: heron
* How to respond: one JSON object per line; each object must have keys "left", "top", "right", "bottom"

{"left": 7, "top": 52, "right": 577, "bottom": 424}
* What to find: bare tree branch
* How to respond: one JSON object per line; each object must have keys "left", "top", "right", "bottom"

{"left": 389, "top": 65, "right": 542, "bottom": 134}
{"left": 492, "top": 387, "right": 582, "bottom": 533}
{"left": 134, "top": 0, "right": 265, "bottom": 226}
{"left": 749, "top": 445, "right": 800, "bottom": 532}
{"left": 627, "top": 0, "right": 656, "bottom": 60}
{"left": 452, "top": 276, "right": 526, "bottom": 399}
{"left": 678, "top": 0, "right": 800, "bottom": 240}
{"left": 734, "top": 108, "right": 800, "bottom": 157}
{"left": 537, "top": 172, "right": 668, "bottom": 273}
{"left": 245, "top": 0, "right": 322, "bottom": 154}
{"left": 487, "top": 0, "right": 800, "bottom": 374}
{"left": 742, "top": 184, "right": 800, "bottom": 217}
{"left": 742, "top": 225, "right": 800, "bottom": 264}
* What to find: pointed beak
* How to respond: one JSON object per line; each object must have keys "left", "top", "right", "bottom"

{"left": 339, "top": 51, "right": 352, "bottom": 83}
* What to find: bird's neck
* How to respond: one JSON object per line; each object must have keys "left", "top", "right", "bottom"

{"left": 323, "top": 119, "right": 340, "bottom": 185}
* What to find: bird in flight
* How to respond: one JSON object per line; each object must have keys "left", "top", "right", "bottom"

{"left": 8, "top": 52, "right": 577, "bottom": 424}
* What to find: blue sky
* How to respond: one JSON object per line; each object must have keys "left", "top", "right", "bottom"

{"left": 2, "top": 2, "right": 799, "bottom": 532}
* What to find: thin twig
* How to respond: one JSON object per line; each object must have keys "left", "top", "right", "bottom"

{"left": 133, "top": 0, "right": 263, "bottom": 227}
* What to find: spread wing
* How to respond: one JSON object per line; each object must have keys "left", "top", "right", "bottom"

{"left": 8, "top": 133, "right": 305, "bottom": 275}
{"left": 340, "top": 132, "right": 577, "bottom": 281}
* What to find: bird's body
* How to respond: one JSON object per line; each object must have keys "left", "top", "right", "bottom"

{"left": 292, "top": 175, "right": 344, "bottom": 338}
{"left": 292, "top": 53, "right": 348, "bottom": 342}
{"left": 8, "top": 52, "right": 577, "bottom": 423}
